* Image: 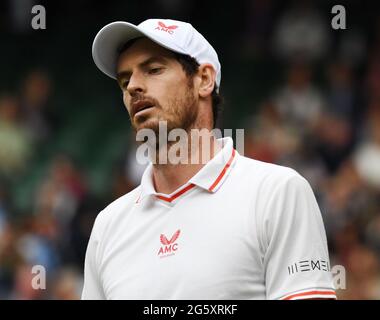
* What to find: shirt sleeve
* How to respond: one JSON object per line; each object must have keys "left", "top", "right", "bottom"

{"left": 81, "top": 211, "right": 107, "bottom": 300}
{"left": 261, "top": 173, "right": 336, "bottom": 300}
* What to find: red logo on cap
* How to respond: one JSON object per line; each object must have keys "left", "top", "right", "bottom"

{"left": 155, "top": 21, "right": 178, "bottom": 35}
{"left": 158, "top": 229, "right": 181, "bottom": 258}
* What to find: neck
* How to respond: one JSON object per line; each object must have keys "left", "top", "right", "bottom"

{"left": 152, "top": 131, "right": 221, "bottom": 194}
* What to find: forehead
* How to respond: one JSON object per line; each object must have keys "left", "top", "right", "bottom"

{"left": 117, "top": 38, "right": 176, "bottom": 70}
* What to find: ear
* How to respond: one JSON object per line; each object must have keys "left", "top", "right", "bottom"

{"left": 197, "top": 64, "right": 216, "bottom": 98}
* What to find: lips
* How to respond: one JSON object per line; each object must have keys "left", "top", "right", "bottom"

{"left": 131, "top": 100, "right": 155, "bottom": 117}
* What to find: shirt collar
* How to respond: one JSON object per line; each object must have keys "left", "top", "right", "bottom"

{"left": 139, "top": 162, "right": 155, "bottom": 200}
{"left": 139, "top": 137, "right": 238, "bottom": 201}
{"left": 189, "top": 136, "right": 237, "bottom": 192}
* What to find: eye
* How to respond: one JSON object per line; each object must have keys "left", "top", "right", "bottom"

{"left": 120, "top": 80, "right": 129, "bottom": 89}
{"left": 148, "top": 67, "right": 163, "bottom": 74}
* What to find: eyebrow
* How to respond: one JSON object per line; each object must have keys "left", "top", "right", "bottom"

{"left": 116, "top": 56, "right": 169, "bottom": 82}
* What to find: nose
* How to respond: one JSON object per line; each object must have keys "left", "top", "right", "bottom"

{"left": 127, "top": 72, "right": 146, "bottom": 96}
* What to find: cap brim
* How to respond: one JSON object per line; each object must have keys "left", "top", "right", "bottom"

{"left": 92, "top": 21, "right": 187, "bottom": 80}
{"left": 92, "top": 22, "right": 143, "bottom": 80}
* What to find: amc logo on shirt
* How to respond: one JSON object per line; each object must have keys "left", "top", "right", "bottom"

{"left": 158, "top": 229, "right": 181, "bottom": 258}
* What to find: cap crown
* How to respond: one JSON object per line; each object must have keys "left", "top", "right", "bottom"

{"left": 137, "top": 19, "right": 221, "bottom": 89}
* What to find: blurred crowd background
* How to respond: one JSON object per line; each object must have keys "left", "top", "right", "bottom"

{"left": 0, "top": 0, "right": 380, "bottom": 299}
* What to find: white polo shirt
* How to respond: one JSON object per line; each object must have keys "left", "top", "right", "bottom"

{"left": 82, "top": 137, "right": 336, "bottom": 300}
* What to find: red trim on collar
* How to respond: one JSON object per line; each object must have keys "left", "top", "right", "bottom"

{"left": 208, "top": 148, "right": 236, "bottom": 192}
{"left": 153, "top": 147, "right": 236, "bottom": 203}
{"left": 156, "top": 183, "right": 196, "bottom": 203}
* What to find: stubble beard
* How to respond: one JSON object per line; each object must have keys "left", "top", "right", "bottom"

{"left": 133, "top": 82, "right": 199, "bottom": 150}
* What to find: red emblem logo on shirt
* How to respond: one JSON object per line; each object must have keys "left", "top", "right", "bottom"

{"left": 155, "top": 21, "right": 178, "bottom": 34}
{"left": 158, "top": 229, "right": 180, "bottom": 258}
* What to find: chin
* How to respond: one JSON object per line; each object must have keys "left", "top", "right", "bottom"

{"left": 133, "top": 114, "right": 185, "bottom": 135}
{"left": 134, "top": 118, "right": 160, "bottom": 134}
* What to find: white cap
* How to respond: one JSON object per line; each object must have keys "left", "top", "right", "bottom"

{"left": 92, "top": 19, "right": 221, "bottom": 91}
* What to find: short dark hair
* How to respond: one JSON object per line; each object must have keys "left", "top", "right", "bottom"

{"left": 118, "top": 38, "right": 223, "bottom": 128}
{"left": 172, "top": 53, "right": 222, "bottom": 128}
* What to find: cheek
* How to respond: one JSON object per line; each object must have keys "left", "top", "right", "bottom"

{"left": 155, "top": 78, "right": 188, "bottom": 107}
{"left": 123, "top": 92, "right": 131, "bottom": 112}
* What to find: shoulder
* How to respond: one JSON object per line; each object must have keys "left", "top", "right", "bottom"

{"left": 234, "top": 155, "right": 315, "bottom": 222}
{"left": 235, "top": 154, "right": 306, "bottom": 188}
{"left": 91, "top": 186, "right": 141, "bottom": 238}
{"left": 102, "top": 186, "right": 141, "bottom": 214}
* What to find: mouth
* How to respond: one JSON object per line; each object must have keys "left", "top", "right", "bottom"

{"left": 132, "top": 101, "right": 155, "bottom": 118}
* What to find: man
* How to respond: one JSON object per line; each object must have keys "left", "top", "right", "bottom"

{"left": 82, "top": 18, "right": 336, "bottom": 300}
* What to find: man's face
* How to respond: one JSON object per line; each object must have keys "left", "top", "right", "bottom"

{"left": 117, "top": 38, "right": 198, "bottom": 133}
